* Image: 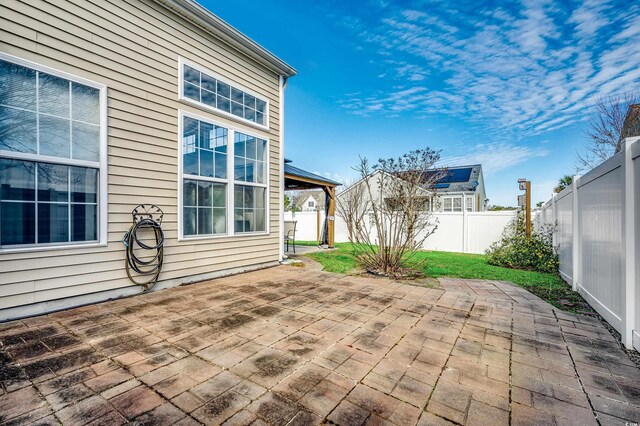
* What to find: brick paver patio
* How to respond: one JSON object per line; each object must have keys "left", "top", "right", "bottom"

{"left": 0, "top": 262, "right": 639, "bottom": 425}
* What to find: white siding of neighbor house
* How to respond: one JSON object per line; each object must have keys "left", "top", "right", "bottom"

{"left": 0, "top": 0, "right": 283, "bottom": 312}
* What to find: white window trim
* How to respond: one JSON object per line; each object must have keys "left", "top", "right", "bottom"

{"left": 0, "top": 52, "right": 108, "bottom": 254}
{"left": 178, "top": 110, "right": 270, "bottom": 241}
{"left": 440, "top": 195, "right": 465, "bottom": 213}
{"left": 178, "top": 57, "right": 270, "bottom": 132}
{"left": 465, "top": 195, "right": 474, "bottom": 212}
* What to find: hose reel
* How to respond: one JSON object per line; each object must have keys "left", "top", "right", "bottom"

{"left": 122, "top": 204, "right": 164, "bottom": 291}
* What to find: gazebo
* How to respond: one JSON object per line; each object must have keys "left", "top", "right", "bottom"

{"left": 284, "top": 159, "right": 341, "bottom": 247}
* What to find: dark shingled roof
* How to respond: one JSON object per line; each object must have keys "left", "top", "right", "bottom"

{"left": 423, "top": 164, "right": 482, "bottom": 192}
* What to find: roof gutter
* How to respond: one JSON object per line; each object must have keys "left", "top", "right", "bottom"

{"left": 156, "top": 0, "right": 297, "bottom": 78}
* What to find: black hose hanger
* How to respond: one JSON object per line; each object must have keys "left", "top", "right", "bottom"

{"left": 122, "top": 204, "right": 164, "bottom": 291}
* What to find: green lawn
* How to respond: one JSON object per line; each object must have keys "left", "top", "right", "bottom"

{"left": 292, "top": 240, "right": 323, "bottom": 247}
{"left": 307, "top": 244, "right": 593, "bottom": 314}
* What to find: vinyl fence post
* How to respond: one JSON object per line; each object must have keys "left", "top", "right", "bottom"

{"left": 462, "top": 197, "right": 468, "bottom": 253}
{"left": 551, "top": 193, "right": 557, "bottom": 248}
{"left": 624, "top": 137, "right": 638, "bottom": 349}
{"left": 572, "top": 176, "right": 580, "bottom": 292}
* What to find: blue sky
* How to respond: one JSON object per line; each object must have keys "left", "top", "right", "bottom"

{"left": 204, "top": 0, "right": 640, "bottom": 206}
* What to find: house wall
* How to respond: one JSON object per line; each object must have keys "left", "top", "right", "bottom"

{"left": 0, "top": 0, "right": 283, "bottom": 318}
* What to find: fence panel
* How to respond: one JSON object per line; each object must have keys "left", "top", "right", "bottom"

{"left": 556, "top": 188, "right": 573, "bottom": 282}
{"left": 466, "top": 212, "right": 517, "bottom": 254}
{"left": 421, "top": 213, "right": 465, "bottom": 253}
{"left": 577, "top": 157, "right": 625, "bottom": 330}
{"left": 284, "top": 211, "right": 324, "bottom": 241}
{"left": 535, "top": 137, "right": 639, "bottom": 349}
{"left": 295, "top": 211, "right": 517, "bottom": 254}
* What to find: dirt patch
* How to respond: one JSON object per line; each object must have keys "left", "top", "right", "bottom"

{"left": 256, "top": 292, "right": 282, "bottom": 302}
{"left": 287, "top": 334, "right": 317, "bottom": 345}
{"left": 0, "top": 349, "right": 27, "bottom": 383}
{"left": 202, "top": 392, "right": 236, "bottom": 416}
{"left": 7, "top": 341, "right": 50, "bottom": 361}
{"left": 252, "top": 306, "right": 282, "bottom": 317}
{"left": 288, "top": 347, "right": 313, "bottom": 356}
{"left": 368, "top": 295, "right": 394, "bottom": 305}
{"left": 1, "top": 326, "right": 59, "bottom": 346}
{"left": 370, "top": 322, "right": 388, "bottom": 332}
{"left": 117, "top": 304, "right": 147, "bottom": 316}
{"left": 259, "top": 281, "right": 284, "bottom": 289}
{"left": 207, "top": 293, "right": 234, "bottom": 302}
{"left": 42, "top": 334, "right": 81, "bottom": 351}
{"left": 218, "top": 314, "right": 256, "bottom": 330}
{"left": 152, "top": 296, "right": 188, "bottom": 306}
{"left": 256, "top": 394, "right": 299, "bottom": 424}
{"left": 353, "top": 330, "right": 384, "bottom": 351}
{"left": 22, "top": 348, "right": 102, "bottom": 380}
{"left": 223, "top": 299, "right": 255, "bottom": 310}
{"left": 253, "top": 354, "right": 298, "bottom": 377}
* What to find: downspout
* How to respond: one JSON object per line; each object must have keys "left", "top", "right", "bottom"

{"left": 279, "top": 75, "right": 288, "bottom": 261}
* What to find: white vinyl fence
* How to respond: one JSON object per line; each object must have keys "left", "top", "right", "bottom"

{"left": 536, "top": 137, "right": 639, "bottom": 351}
{"left": 285, "top": 210, "right": 518, "bottom": 255}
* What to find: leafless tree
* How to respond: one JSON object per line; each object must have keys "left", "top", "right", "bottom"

{"left": 578, "top": 92, "right": 640, "bottom": 170}
{"left": 336, "top": 181, "right": 369, "bottom": 241}
{"left": 342, "top": 149, "right": 443, "bottom": 277}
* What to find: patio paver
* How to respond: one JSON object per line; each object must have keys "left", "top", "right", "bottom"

{"left": 0, "top": 264, "right": 638, "bottom": 425}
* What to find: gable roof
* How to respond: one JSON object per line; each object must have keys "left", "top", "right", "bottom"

{"left": 298, "top": 191, "right": 325, "bottom": 207}
{"left": 156, "top": 0, "right": 297, "bottom": 77}
{"left": 422, "top": 164, "right": 483, "bottom": 193}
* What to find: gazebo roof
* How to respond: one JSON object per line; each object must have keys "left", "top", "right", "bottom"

{"left": 284, "top": 159, "right": 341, "bottom": 189}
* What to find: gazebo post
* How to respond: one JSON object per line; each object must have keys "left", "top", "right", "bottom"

{"left": 283, "top": 160, "right": 340, "bottom": 249}
{"left": 327, "top": 186, "right": 336, "bottom": 248}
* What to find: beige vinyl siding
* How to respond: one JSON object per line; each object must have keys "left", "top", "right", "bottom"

{"left": 0, "top": 0, "right": 283, "bottom": 309}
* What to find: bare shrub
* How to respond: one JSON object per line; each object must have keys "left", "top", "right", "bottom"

{"left": 339, "top": 149, "right": 443, "bottom": 277}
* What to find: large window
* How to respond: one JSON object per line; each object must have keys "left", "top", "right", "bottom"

{"left": 0, "top": 55, "right": 104, "bottom": 249}
{"left": 234, "top": 132, "right": 267, "bottom": 233}
{"left": 180, "top": 113, "right": 268, "bottom": 239}
{"left": 181, "top": 61, "right": 268, "bottom": 128}
{"left": 182, "top": 116, "right": 228, "bottom": 237}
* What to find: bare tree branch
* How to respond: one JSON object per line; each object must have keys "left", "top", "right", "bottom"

{"left": 578, "top": 92, "right": 640, "bottom": 171}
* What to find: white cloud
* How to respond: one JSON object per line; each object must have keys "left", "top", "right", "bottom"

{"left": 335, "top": 0, "right": 640, "bottom": 141}
{"left": 439, "top": 142, "right": 548, "bottom": 175}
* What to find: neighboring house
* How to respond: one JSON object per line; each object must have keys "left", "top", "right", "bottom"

{"left": 426, "top": 164, "right": 488, "bottom": 212}
{"left": 0, "top": 0, "right": 296, "bottom": 320}
{"left": 297, "top": 191, "right": 325, "bottom": 212}
{"left": 338, "top": 164, "right": 488, "bottom": 213}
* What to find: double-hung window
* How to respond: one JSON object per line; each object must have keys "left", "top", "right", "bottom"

{"left": 465, "top": 197, "right": 473, "bottom": 212}
{"left": 179, "top": 112, "right": 268, "bottom": 238}
{"left": 181, "top": 115, "right": 228, "bottom": 236}
{"left": 0, "top": 55, "right": 105, "bottom": 249}
{"left": 453, "top": 197, "right": 462, "bottom": 212}
{"left": 443, "top": 198, "right": 452, "bottom": 212}
{"left": 233, "top": 132, "right": 267, "bottom": 233}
